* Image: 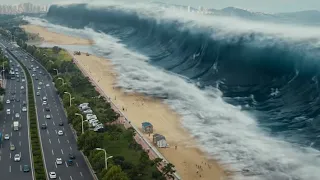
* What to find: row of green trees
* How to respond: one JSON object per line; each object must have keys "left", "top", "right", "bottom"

{"left": 8, "top": 51, "right": 46, "bottom": 179}
{"left": 0, "top": 49, "right": 9, "bottom": 110}
{"left": 3, "top": 24, "right": 176, "bottom": 180}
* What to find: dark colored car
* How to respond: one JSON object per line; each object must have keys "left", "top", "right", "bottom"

{"left": 10, "top": 96, "right": 15, "bottom": 101}
{"left": 23, "top": 101, "right": 26, "bottom": 105}
{"left": 67, "top": 159, "right": 73, "bottom": 166}
{"left": 45, "top": 107, "right": 50, "bottom": 111}
{"left": 41, "top": 124, "right": 47, "bottom": 129}
{"left": 11, "top": 92, "right": 15, "bottom": 95}
{"left": 35, "top": 77, "right": 38, "bottom": 80}
{"left": 23, "top": 165, "right": 30, "bottom": 172}
{"left": 16, "top": 99, "right": 20, "bottom": 102}
{"left": 58, "top": 121, "right": 64, "bottom": 126}
{"left": 69, "top": 153, "right": 75, "bottom": 159}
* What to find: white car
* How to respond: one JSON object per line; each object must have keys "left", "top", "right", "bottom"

{"left": 49, "top": 172, "right": 57, "bottom": 179}
{"left": 36, "top": 91, "right": 40, "bottom": 96}
{"left": 6, "top": 109, "right": 10, "bottom": 115}
{"left": 39, "top": 82, "right": 43, "bottom": 85}
{"left": 46, "top": 115, "right": 51, "bottom": 119}
{"left": 6, "top": 99, "right": 10, "bottom": 104}
{"left": 20, "top": 86, "right": 24, "bottom": 90}
{"left": 4, "top": 134, "right": 10, "bottom": 140}
{"left": 22, "top": 79, "right": 25, "bottom": 82}
{"left": 42, "top": 101, "right": 47, "bottom": 105}
{"left": 42, "top": 96, "right": 47, "bottom": 101}
{"left": 46, "top": 84, "right": 50, "bottom": 87}
{"left": 56, "top": 158, "right": 62, "bottom": 165}
{"left": 37, "top": 87, "right": 41, "bottom": 90}
{"left": 22, "top": 107, "right": 27, "bottom": 112}
{"left": 58, "top": 130, "right": 63, "bottom": 136}
{"left": 15, "top": 113, "right": 20, "bottom": 118}
{"left": 14, "top": 154, "right": 21, "bottom": 162}
{"left": 32, "top": 74, "right": 35, "bottom": 77}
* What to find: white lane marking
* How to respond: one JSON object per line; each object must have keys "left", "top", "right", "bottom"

{"left": 80, "top": 172, "right": 83, "bottom": 176}
{"left": 47, "top": 129, "right": 49, "bottom": 135}
{"left": 19, "top": 132, "right": 21, "bottom": 136}
{"left": 55, "top": 163, "right": 57, "bottom": 169}
{"left": 9, "top": 153, "right": 11, "bottom": 158}
{"left": 10, "top": 132, "right": 12, "bottom": 137}
{"left": 9, "top": 165, "right": 11, "bottom": 172}
{"left": 20, "top": 165, "right": 22, "bottom": 171}
{"left": 53, "top": 121, "right": 55, "bottom": 126}
{"left": 58, "top": 138, "right": 60, "bottom": 144}
{"left": 69, "top": 146, "right": 72, "bottom": 151}
{"left": 49, "top": 139, "right": 51, "bottom": 144}
{"left": 19, "top": 141, "right": 21, "bottom": 146}
{"left": 61, "top": 149, "right": 64, "bottom": 155}
{"left": 65, "top": 133, "right": 67, "bottom": 137}
{"left": 62, "top": 127, "right": 65, "bottom": 131}
{"left": 0, "top": 156, "right": 1, "bottom": 161}
{"left": 76, "top": 162, "right": 79, "bottom": 167}
{"left": 55, "top": 130, "right": 57, "bottom": 134}
{"left": 20, "top": 152, "right": 21, "bottom": 156}
{"left": 65, "top": 161, "right": 68, "bottom": 168}
{"left": 67, "top": 140, "right": 69, "bottom": 144}
{"left": 70, "top": 176, "right": 73, "bottom": 180}
{"left": 52, "top": 149, "right": 54, "bottom": 156}
{"left": 59, "top": 177, "right": 61, "bottom": 180}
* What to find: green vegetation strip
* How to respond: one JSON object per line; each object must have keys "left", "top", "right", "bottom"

{"left": 14, "top": 54, "right": 46, "bottom": 180}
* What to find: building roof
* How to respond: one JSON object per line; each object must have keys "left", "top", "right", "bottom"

{"left": 153, "top": 133, "right": 166, "bottom": 141}
{"left": 142, "top": 122, "right": 153, "bottom": 127}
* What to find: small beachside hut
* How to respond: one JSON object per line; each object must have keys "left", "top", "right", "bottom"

{"left": 142, "top": 122, "right": 153, "bottom": 133}
{"left": 153, "top": 134, "right": 167, "bottom": 148}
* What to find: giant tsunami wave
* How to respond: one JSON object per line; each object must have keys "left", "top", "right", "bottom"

{"left": 42, "top": 2, "right": 320, "bottom": 180}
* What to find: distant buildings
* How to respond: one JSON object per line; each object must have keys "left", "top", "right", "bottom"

{"left": 0, "top": 3, "right": 49, "bottom": 15}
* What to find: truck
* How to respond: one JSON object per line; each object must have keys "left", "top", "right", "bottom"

{"left": 13, "top": 121, "right": 19, "bottom": 131}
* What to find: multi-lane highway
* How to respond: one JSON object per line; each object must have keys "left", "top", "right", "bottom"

{"left": 1, "top": 39, "right": 94, "bottom": 180}
{"left": 0, "top": 49, "right": 33, "bottom": 180}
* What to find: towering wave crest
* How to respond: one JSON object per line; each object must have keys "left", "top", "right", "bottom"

{"left": 30, "top": 2, "right": 320, "bottom": 179}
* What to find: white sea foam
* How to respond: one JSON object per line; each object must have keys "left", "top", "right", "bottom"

{"left": 24, "top": 4, "right": 320, "bottom": 179}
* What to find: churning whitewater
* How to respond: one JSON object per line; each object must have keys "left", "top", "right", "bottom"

{"left": 25, "top": 1, "right": 320, "bottom": 179}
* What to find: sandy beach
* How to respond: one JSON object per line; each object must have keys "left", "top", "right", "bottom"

{"left": 21, "top": 24, "right": 227, "bottom": 180}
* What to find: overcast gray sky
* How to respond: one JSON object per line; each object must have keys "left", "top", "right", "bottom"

{"left": 0, "top": 0, "right": 319, "bottom": 13}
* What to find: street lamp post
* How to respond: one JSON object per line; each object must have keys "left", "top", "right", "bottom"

{"left": 57, "top": 77, "right": 65, "bottom": 85}
{"left": 64, "top": 92, "right": 74, "bottom": 107}
{"left": 75, "top": 113, "right": 84, "bottom": 134}
{"left": 53, "top": 68, "right": 59, "bottom": 75}
{"left": 95, "top": 148, "right": 113, "bottom": 170}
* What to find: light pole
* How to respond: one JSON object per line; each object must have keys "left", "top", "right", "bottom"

{"left": 75, "top": 113, "right": 84, "bottom": 134}
{"left": 53, "top": 68, "right": 59, "bottom": 75}
{"left": 57, "top": 77, "right": 65, "bottom": 85}
{"left": 95, "top": 148, "right": 113, "bottom": 170}
{"left": 64, "top": 92, "right": 74, "bottom": 107}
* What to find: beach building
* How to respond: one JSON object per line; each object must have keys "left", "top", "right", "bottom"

{"left": 142, "top": 122, "right": 153, "bottom": 133}
{"left": 153, "top": 134, "right": 167, "bottom": 148}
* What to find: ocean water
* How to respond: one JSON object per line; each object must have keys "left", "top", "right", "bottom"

{"left": 24, "top": 2, "right": 320, "bottom": 179}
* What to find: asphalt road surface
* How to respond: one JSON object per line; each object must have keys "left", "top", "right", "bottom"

{"left": 0, "top": 46, "right": 33, "bottom": 180}
{"left": 1, "top": 39, "right": 94, "bottom": 180}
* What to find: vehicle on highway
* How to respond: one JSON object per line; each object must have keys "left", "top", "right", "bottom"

{"left": 56, "top": 158, "right": 63, "bottom": 165}
{"left": 16, "top": 79, "right": 20, "bottom": 82}
{"left": 39, "top": 82, "right": 43, "bottom": 85}
{"left": 22, "top": 107, "right": 27, "bottom": 112}
{"left": 15, "top": 113, "right": 20, "bottom": 118}
{"left": 46, "top": 115, "right": 51, "bottom": 119}
{"left": 10, "top": 144, "right": 15, "bottom": 151}
{"left": 16, "top": 98, "right": 20, "bottom": 102}
{"left": 58, "top": 121, "right": 64, "bottom": 126}
{"left": 23, "top": 101, "right": 26, "bottom": 105}
{"left": 69, "top": 153, "right": 75, "bottom": 159}
{"left": 10, "top": 92, "right": 15, "bottom": 95}
{"left": 37, "top": 86, "right": 41, "bottom": 90}
{"left": 22, "top": 79, "right": 25, "bottom": 82}
{"left": 42, "top": 101, "right": 47, "bottom": 105}
{"left": 6, "top": 109, "right": 10, "bottom": 115}
{"left": 4, "top": 134, "right": 9, "bottom": 140}
{"left": 13, "top": 121, "right": 19, "bottom": 131}
{"left": 46, "top": 84, "right": 50, "bottom": 87}
{"left": 20, "top": 86, "right": 24, "bottom": 90}
{"left": 36, "top": 91, "right": 40, "bottom": 96}
{"left": 14, "top": 154, "right": 20, "bottom": 162}
{"left": 49, "top": 172, "right": 57, "bottom": 179}
{"left": 32, "top": 74, "right": 35, "bottom": 77}
{"left": 35, "top": 77, "right": 38, "bottom": 80}
{"left": 36, "top": 66, "right": 39, "bottom": 69}
{"left": 23, "top": 165, "right": 30, "bottom": 172}
{"left": 6, "top": 99, "right": 10, "bottom": 104}
{"left": 10, "top": 96, "right": 15, "bottom": 101}
{"left": 58, "top": 130, "right": 64, "bottom": 136}
{"left": 41, "top": 124, "right": 47, "bottom": 129}
{"left": 43, "top": 96, "right": 47, "bottom": 101}
{"left": 67, "top": 159, "right": 73, "bottom": 166}
{"left": 45, "top": 107, "right": 50, "bottom": 111}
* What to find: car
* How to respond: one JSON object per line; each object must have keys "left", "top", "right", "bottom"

{"left": 58, "top": 121, "right": 64, "bottom": 126}
{"left": 10, "top": 144, "right": 15, "bottom": 151}
{"left": 4, "top": 134, "right": 10, "bottom": 140}
{"left": 35, "top": 77, "right": 38, "bottom": 80}
{"left": 69, "top": 153, "right": 75, "bottom": 159}
{"left": 39, "top": 82, "right": 43, "bottom": 85}
{"left": 67, "top": 159, "right": 73, "bottom": 166}
{"left": 22, "top": 79, "right": 25, "bottom": 82}
{"left": 36, "top": 66, "right": 39, "bottom": 69}
{"left": 56, "top": 158, "right": 63, "bottom": 165}
{"left": 23, "top": 165, "right": 30, "bottom": 172}
{"left": 41, "top": 124, "right": 47, "bottom": 129}
{"left": 15, "top": 113, "right": 20, "bottom": 118}
{"left": 16, "top": 99, "right": 20, "bottom": 102}
{"left": 36, "top": 91, "right": 40, "bottom": 96}
{"left": 42, "top": 96, "right": 47, "bottom": 101}
{"left": 20, "top": 86, "right": 24, "bottom": 90}
{"left": 45, "top": 107, "right": 50, "bottom": 111}
{"left": 6, "top": 99, "right": 10, "bottom": 104}
{"left": 32, "top": 74, "right": 35, "bottom": 77}
{"left": 42, "top": 101, "right": 47, "bottom": 105}
{"left": 16, "top": 74, "right": 19, "bottom": 77}
{"left": 23, "top": 101, "right": 26, "bottom": 105}
{"left": 37, "top": 86, "right": 41, "bottom": 90}
{"left": 40, "top": 71, "right": 42, "bottom": 74}
{"left": 22, "top": 107, "right": 27, "bottom": 112}
{"left": 14, "top": 154, "right": 21, "bottom": 161}
{"left": 46, "top": 115, "right": 51, "bottom": 119}
{"left": 10, "top": 96, "right": 15, "bottom": 101}
{"left": 49, "top": 172, "right": 57, "bottom": 179}
{"left": 6, "top": 109, "right": 10, "bottom": 115}
{"left": 58, "top": 130, "right": 63, "bottom": 136}
{"left": 46, "top": 84, "right": 50, "bottom": 87}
